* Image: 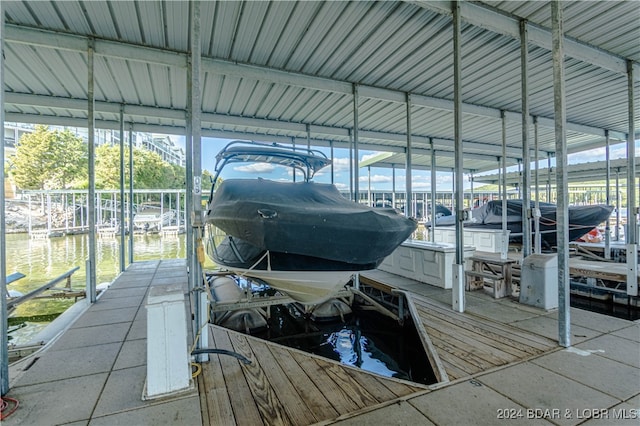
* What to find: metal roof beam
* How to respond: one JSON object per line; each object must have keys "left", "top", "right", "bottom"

{"left": 5, "top": 24, "right": 624, "bottom": 142}
{"left": 7, "top": 92, "right": 524, "bottom": 158}
{"left": 408, "top": 0, "right": 640, "bottom": 79}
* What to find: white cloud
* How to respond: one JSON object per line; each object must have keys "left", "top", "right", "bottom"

{"left": 332, "top": 157, "right": 351, "bottom": 172}
{"left": 233, "top": 163, "right": 275, "bottom": 173}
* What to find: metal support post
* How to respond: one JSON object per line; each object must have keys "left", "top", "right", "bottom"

{"left": 392, "top": 164, "right": 397, "bottom": 210}
{"left": 406, "top": 93, "right": 413, "bottom": 218}
{"left": 604, "top": 131, "right": 611, "bottom": 260}
{"left": 189, "top": 0, "right": 208, "bottom": 361}
{"left": 1, "top": 1, "right": 9, "bottom": 394}
{"left": 330, "top": 140, "right": 334, "bottom": 185}
{"left": 625, "top": 59, "right": 638, "bottom": 296}
{"left": 520, "top": 19, "right": 532, "bottom": 258}
{"left": 119, "top": 105, "right": 126, "bottom": 272}
{"left": 552, "top": 0, "right": 570, "bottom": 347}
{"left": 430, "top": 139, "right": 437, "bottom": 243}
{"left": 353, "top": 86, "right": 360, "bottom": 203}
{"left": 87, "top": 38, "right": 97, "bottom": 303}
{"left": 452, "top": 2, "right": 465, "bottom": 312}
{"left": 501, "top": 112, "right": 509, "bottom": 260}
{"left": 128, "top": 127, "right": 134, "bottom": 264}
{"left": 367, "top": 166, "right": 372, "bottom": 206}
{"left": 534, "top": 116, "right": 541, "bottom": 254}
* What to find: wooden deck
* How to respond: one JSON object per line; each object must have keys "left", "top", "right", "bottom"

{"left": 407, "top": 294, "right": 557, "bottom": 381}
{"left": 197, "top": 325, "right": 428, "bottom": 425}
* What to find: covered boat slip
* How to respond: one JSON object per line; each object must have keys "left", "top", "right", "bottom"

{"left": 4, "top": 260, "right": 638, "bottom": 425}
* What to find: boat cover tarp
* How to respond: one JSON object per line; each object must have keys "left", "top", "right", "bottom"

{"left": 435, "top": 199, "right": 613, "bottom": 246}
{"left": 207, "top": 179, "right": 417, "bottom": 266}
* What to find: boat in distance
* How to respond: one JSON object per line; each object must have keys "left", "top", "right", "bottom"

{"left": 205, "top": 141, "right": 417, "bottom": 304}
{"left": 434, "top": 199, "right": 613, "bottom": 248}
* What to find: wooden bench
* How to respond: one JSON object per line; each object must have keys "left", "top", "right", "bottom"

{"left": 465, "top": 255, "right": 517, "bottom": 298}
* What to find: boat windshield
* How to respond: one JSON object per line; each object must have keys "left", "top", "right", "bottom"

{"left": 213, "top": 141, "right": 331, "bottom": 182}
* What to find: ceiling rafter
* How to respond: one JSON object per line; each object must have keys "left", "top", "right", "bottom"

{"left": 5, "top": 23, "right": 631, "bottom": 145}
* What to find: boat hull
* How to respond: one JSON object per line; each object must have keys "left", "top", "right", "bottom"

{"left": 217, "top": 267, "right": 355, "bottom": 305}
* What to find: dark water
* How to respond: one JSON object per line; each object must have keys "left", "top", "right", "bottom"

{"left": 252, "top": 303, "right": 437, "bottom": 386}
{"left": 571, "top": 294, "right": 640, "bottom": 321}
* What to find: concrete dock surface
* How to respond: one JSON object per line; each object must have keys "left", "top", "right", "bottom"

{"left": 2, "top": 261, "right": 638, "bottom": 425}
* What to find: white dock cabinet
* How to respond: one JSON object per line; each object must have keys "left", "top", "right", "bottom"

{"left": 379, "top": 240, "right": 475, "bottom": 288}
{"left": 432, "top": 227, "right": 508, "bottom": 254}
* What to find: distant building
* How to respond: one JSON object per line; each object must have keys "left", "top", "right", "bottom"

{"left": 137, "top": 134, "right": 186, "bottom": 167}
{"left": 3, "top": 123, "right": 185, "bottom": 167}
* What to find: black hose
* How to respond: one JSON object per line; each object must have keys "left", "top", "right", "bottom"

{"left": 191, "top": 348, "right": 251, "bottom": 365}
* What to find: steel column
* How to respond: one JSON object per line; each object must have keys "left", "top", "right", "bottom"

{"left": 87, "top": 39, "right": 97, "bottom": 303}
{"left": 392, "top": 164, "right": 396, "bottom": 210}
{"left": 128, "top": 127, "right": 134, "bottom": 264}
{"left": 348, "top": 130, "right": 353, "bottom": 200}
{"left": 406, "top": 93, "right": 413, "bottom": 217}
{"left": 552, "top": 0, "right": 570, "bottom": 347}
{"left": 330, "top": 140, "right": 334, "bottom": 184}
{"left": 353, "top": 85, "right": 360, "bottom": 203}
{"left": 431, "top": 139, "right": 437, "bottom": 243}
{"left": 534, "top": 116, "right": 541, "bottom": 254}
{"left": 604, "top": 131, "right": 611, "bottom": 259}
{"left": 367, "top": 166, "right": 372, "bottom": 206}
{"left": 520, "top": 20, "right": 532, "bottom": 258}
{"left": 626, "top": 59, "right": 638, "bottom": 296}
{"left": 292, "top": 137, "right": 296, "bottom": 182}
{"left": 501, "top": 111, "right": 508, "bottom": 260}
{"left": 1, "top": 0, "right": 8, "bottom": 395}
{"left": 453, "top": 2, "right": 465, "bottom": 312}
{"left": 469, "top": 172, "right": 474, "bottom": 208}
{"left": 189, "top": 1, "right": 207, "bottom": 359}
{"left": 547, "top": 153, "right": 552, "bottom": 202}
{"left": 616, "top": 168, "right": 621, "bottom": 241}
{"left": 119, "top": 105, "right": 126, "bottom": 272}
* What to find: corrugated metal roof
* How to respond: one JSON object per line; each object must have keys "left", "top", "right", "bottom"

{"left": 474, "top": 157, "right": 640, "bottom": 186}
{"left": 3, "top": 0, "right": 639, "bottom": 173}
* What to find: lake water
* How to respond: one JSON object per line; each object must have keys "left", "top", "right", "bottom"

{"left": 6, "top": 232, "right": 187, "bottom": 343}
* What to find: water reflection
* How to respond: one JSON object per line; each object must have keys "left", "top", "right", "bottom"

{"left": 6, "top": 232, "right": 186, "bottom": 343}
{"left": 326, "top": 328, "right": 399, "bottom": 378}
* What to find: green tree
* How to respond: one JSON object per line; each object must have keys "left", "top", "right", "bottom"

{"left": 95, "top": 144, "right": 187, "bottom": 189}
{"left": 10, "top": 125, "right": 87, "bottom": 189}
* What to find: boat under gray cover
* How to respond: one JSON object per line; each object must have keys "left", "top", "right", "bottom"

{"left": 435, "top": 200, "right": 613, "bottom": 247}
{"left": 206, "top": 178, "right": 417, "bottom": 267}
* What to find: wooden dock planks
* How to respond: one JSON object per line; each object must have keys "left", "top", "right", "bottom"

{"left": 199, "top": 325, "right": 427, "bottom": 425}
{"left": 409, "top": 294, "right": 557, "bottom": 381}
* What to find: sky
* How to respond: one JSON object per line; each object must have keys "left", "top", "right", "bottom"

{"left": 182, "top": 136, "right": 639, "bottom": 193}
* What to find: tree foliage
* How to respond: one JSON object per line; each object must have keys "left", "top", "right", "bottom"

{"left": 9, "top": 126, "right": 213, "bottom": 192}
{"left": 95, "top": 144, "right": 186, "bottom": 189}
{"left": 10, "top": 125, "right": 87, "bottom": 189}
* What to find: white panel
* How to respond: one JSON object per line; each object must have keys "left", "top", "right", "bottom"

{"left": 145, "top": 284, "right": 191, "bottom": 399}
